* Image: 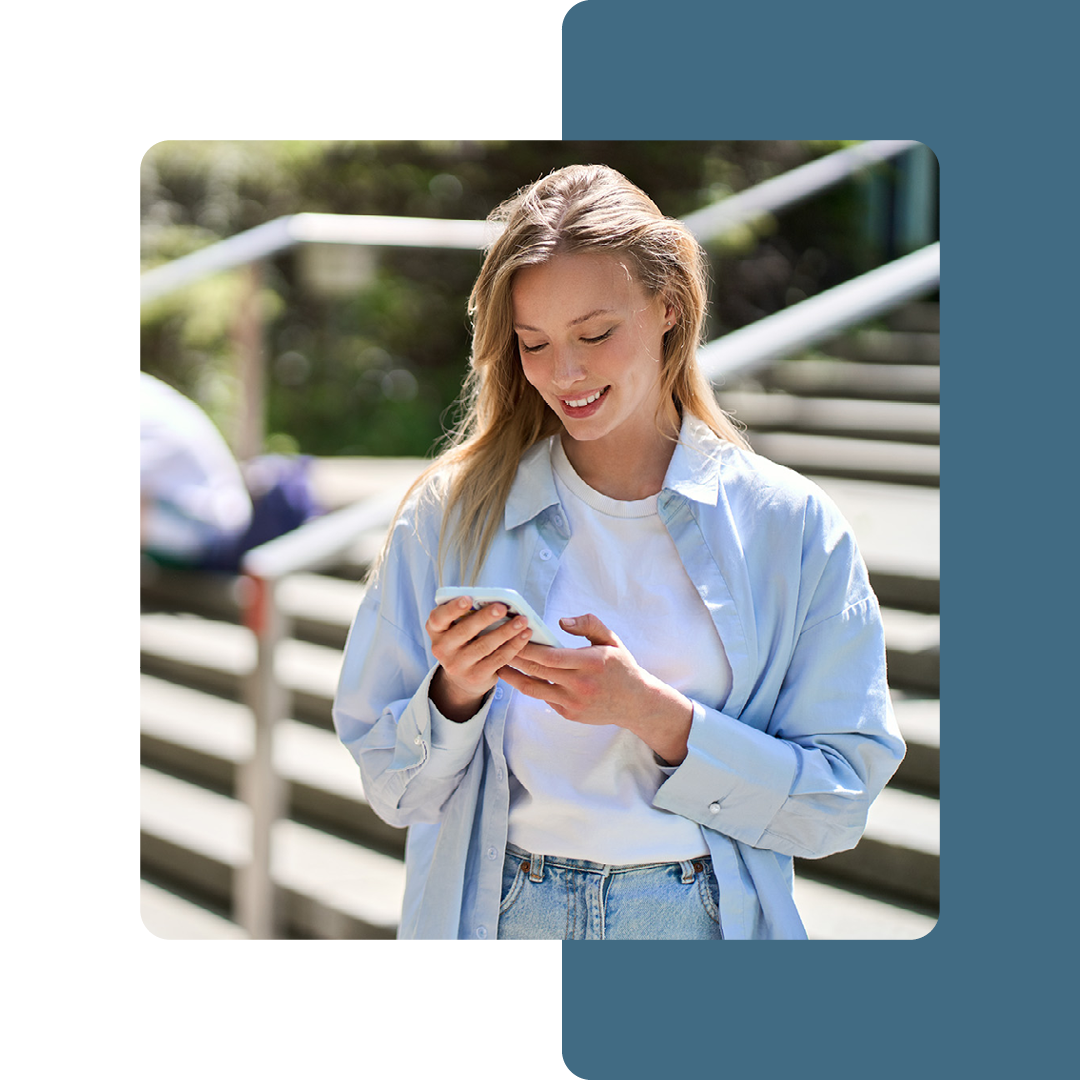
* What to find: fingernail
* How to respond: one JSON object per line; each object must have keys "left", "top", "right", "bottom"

{"left": 561, "top": 617, "right": 578, "bottom": 627}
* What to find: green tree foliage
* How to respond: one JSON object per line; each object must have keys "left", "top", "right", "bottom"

{"left": 141, "top": 140, "right": 880, "bottom": 458}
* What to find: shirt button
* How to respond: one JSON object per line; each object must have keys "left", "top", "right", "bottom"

{"left": 497, "top": 769, "right": 505, "bottom": 783}
{"left": 413, "top": 735, "right": 422, "bottom": 746}
{"left": 552, "top": 513, "right": 563, "bottom": 529}
{"left": 487, "top": 846, "right": 498, "bottom": 860}
{"left": 494, "top": 686, "right": 504, "bottom": 700}
{"left": 476, "top": 926, "right": 488, "bottom": 939}
{"left": 708, "top": 801, "right": 722, "bottom": 814}
{"left": 539, "top": 548, "right": 552, "bottom": 561}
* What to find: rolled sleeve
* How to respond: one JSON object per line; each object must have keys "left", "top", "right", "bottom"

{"left": 653, "top": 593, "right": 903, "bottom": 860}
{"left": 427, "top": 686, "right": 494, "bottom": 775}
{"left": 653, "top": 701, "right": 798, "bottom": 847}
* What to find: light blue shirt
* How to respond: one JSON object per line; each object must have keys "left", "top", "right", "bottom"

{"left": 332, "top": 417, "right": 905, "bottom": 939}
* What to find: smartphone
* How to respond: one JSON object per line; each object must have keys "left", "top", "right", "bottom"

{"left": 434, "top": 586, "right": 561, "bottom": 647}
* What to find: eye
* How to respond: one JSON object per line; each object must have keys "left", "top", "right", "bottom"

{"left": 519, "top": 340, "right": 547, "bottom": 354}
{"left": 582, "top": 329, "right": 614, "bottom": 345}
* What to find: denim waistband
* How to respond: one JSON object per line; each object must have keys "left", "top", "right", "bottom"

{"left": 505, "top": 842, "right": 712, "bottom": 884}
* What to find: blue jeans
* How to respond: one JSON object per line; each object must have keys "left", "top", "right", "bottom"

{"left": 497, "top": 843, "right": 723, "bottom": 940}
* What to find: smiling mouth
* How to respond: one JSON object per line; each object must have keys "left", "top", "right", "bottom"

{"left": 561, "top": 386, "right": 609, "bottom": 409}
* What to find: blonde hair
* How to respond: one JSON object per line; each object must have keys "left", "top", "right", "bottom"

{"left": 372, "top": 163, "right": 748, "bottom": 584}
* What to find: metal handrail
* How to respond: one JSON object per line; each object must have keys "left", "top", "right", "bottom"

{"left": 699, "top": 242, "right": 940, "bottom": 383}
{"left": 143, "top": 140, "right": 933, "bottom": 936}
{"left": 241, "top": 488, "right": 408, "bottom": 582}
{"left": 140, "top": 140, "right": 917, "bottom": 306}
{"left": 682, "top": 140, "right": 920, "bottom": 241}
{"left": 141, "top": 213, "right": 501, "bottom": 305}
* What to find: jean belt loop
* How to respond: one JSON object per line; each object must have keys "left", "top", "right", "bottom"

{"left": 679, "top": 859, "right": 696, "bottom": 885}
{"left": 529, "top": 852, "right": 544, "bottom": 883}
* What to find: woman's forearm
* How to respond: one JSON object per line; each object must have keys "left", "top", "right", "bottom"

{"left": 624, "top": 676, "right": 694, "bottom": 766}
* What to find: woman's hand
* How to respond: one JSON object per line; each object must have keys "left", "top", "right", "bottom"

{"left": 426, "top": 596, "right": 533, "bottom": 722}
{"left": 497, "top": 613, "right": 694, "bottom": 765}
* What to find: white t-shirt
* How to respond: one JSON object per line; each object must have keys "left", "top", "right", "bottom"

{"left": 504, "top": 438, "right": 733, "bottom": 864}
{"left": 140, "top": 373, "right": 252, "bottom": 559}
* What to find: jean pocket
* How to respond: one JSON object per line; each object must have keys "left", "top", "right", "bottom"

{"left": 499, "top": 854, "right": 531, "bottom": 915}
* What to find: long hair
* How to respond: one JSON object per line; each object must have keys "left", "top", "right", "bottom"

{"left": 371, "top": 163, "right": 749, "bottom": 584}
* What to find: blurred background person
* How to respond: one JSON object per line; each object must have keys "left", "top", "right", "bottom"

{"left": 141, "top": 372, "right": 324, "bottom": 572}
{"left": 140, "top": 371, "right": 253, "bottom": 569}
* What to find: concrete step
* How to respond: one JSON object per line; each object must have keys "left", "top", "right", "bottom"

{"left": 750, "top": 431, "right": 939, "bottom": 487}
{"left": 139, "top": 611, "right": 343, "bottom": 728}
{"left": 890, "top": 692, "right": 939, "bottom": 796}
{"left": 140, "top": 880, "right": 248, "bottom": 940}
{"left": 141, "top": 562, "right": 366, "bottom": 652}
{"left": 797, "top": 784, "right": 939, "bottom": 908}
{"left": 141, "top": 766, "right": 405, "bottom": 939}
{"left": 720, "top": 391, "right": 939, "bottom": 445}
{"left": 819, "top": 329, "right": 940, "bottom": 365}
{"left": 814, "top": 475, "right": 938, "bottom": 613}
{"left": 140, "top": 673, "right": 405, "bottom": 854}
{"left": 792, "top": 876, "right": 935, "bottom": 940}
{"left": 885, "top": 300, "right": 939, "bottom": 334}
{"left": 881, "top": 606, "right": 940, "bottom": 694}
{"left": 758, "top": 358, "right": 940, "bottom": 403}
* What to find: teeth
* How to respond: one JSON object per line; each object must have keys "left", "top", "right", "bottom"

{"left": 565, "top": 389, "right": 605, "bottom": 408}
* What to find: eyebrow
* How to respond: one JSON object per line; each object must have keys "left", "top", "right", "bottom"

{"left": 514, "top": 308, "right": 615, "bottom": 332}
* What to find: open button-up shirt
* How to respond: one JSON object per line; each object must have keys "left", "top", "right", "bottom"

{"left": 332, "top": 417, "right": 905, "bottom": 939}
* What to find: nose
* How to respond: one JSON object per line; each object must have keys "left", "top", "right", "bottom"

{"left": 549, "top": 346, "right": 585, "bottom": 390}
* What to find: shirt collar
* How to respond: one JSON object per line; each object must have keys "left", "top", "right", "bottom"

{"left": 504, "top": 436, "right": 562, "bottom": 529}
{"left": 661, "top": 415, "right": 724, "bottom": 507}
{"left": 503, "top": 415, "right": 725, "bottom": 529}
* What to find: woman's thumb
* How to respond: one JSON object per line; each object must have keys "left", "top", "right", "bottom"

{"left": 560, "top": 613, "right": 618, "bottom": 646}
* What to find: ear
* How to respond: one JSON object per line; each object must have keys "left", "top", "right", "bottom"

{"left": 662, "top": 299, "right": 679, "bottom": 329}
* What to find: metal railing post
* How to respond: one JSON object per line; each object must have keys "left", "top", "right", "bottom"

{"left": 231, "top": 260, "right": 266, "bottom": 462}
{"left": 236, "top": 573, "right": 291, "bottom": 938}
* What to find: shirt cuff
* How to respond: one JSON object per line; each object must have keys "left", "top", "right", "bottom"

{"left": 429, "top": 690, "right": 493, "bottom": 750}
{"left": 409, "top": 670, "right": 494, "bottom": 782}
{"left": 652, "top": 699, "right": 798, "bottom": 848}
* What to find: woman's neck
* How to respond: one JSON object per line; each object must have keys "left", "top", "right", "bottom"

{"left": 560, "top": 409, "right": 680, "bottom": 501}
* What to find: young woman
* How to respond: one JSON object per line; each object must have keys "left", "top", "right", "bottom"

{"left": 332, "top": 164, "right": 905, "bottom": 940}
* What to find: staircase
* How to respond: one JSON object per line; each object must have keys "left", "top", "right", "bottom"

{"left": 716, "top": 298, "right": 940, "bottom": 933}
{"left": 140, "top": 301, "right": 939, "bottom": 940}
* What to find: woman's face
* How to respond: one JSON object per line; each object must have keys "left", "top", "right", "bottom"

{"left": 512, "top": 251, "right": 674, "bottom": 449}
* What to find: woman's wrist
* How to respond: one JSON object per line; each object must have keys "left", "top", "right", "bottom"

{"left": 628, "top": 678, "right": 694, "bottom": 765}
{"left": 430, "top": 666, "right": 489, "bottom": 723}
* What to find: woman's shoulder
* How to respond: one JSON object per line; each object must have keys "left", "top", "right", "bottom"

{"left": 674, "top": 418, "right": 823, "bottom": 520}
{"left": 706, "top": 437, "right": 855, "bottom": 544}
{"left": 382, "top": 462, "right": 455, "bottom": 551}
